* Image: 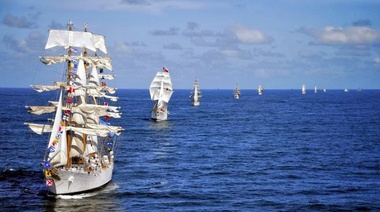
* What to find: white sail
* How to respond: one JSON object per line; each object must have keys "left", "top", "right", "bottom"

{"left": 73, "top": 59, "right": 87, "bottom": 95}
{"left": 47, "top": 91, "right": 63, "bottom": 146}
{"left": 149, "top": 71, "right": 173, "bottom": 102}
{"left": 88, "top": 66, "right": 101, "bottom": 98}
{"left": 46, "top": 91, "right": 68, "bottom": 167}
{"left": 48, "top": 128, "right": 68, "bottom": 167}
{"left": 150, "top": 67, "right": 173, "bottom": 121}
{"left": 92, "top": 34, "right": 108, "bottom": 54}
{"left": 70, "top": 132, "right": 84, "bottom": 158}
{"left": 84, "top": 135, "right": 98, "bottom": 156}
{"left": 45, "top": 30, "right": 96, "bottom": 52}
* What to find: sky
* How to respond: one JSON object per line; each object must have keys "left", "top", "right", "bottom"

{"left": 0, "top": 0, "right": 380, "bottom": 90}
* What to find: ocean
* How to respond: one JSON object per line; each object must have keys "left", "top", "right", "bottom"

{"left": 0, "top": 88, "right": 379, "bottom": 211}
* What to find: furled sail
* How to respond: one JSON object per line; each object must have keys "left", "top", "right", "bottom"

{"left": 24, "top": 123, "right": 52, "bottom": 134}
{"left": 26, "top": 106, "right": 56, "bottom": 115}
{"left": 40, "top": 55, "right": 112, "bottom": 70}
{"left": 66, "top": 125, "right": 121, "bottom": 137}
{"left": 99, "top": 74, "right": 115, "bottom": 80}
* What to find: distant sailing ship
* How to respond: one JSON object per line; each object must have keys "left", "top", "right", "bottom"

{"left": 234, "top": 84, "right": 241, "bottom": 99}
{"left": 302, "top": 85, "right": 306, "bottom": 94}
{"left": 190, "top": 79, "right": 201, "bottom": 106}
{"left": 149, "top": 67, "right": 173, "bottom": 121}
{"left": 258, "top": 85, "right": 264, "bottom": 95}
{"left": 314, "top": 85, "right": 317, "bottom": 93}
{"left": 25, "top": 21, "right": 123, "bottom": 195}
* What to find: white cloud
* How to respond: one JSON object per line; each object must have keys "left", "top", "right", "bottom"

{"left": 221, "top": 49, "right": 239, "bottom": 57}
{"left": 113, "top": 41, "right": 133, "bottom": 53}
{"left": 227, "top": 25, "right": 272, "bottom": 44}
{"left": 303, "top": 26, "right": 380, "bottom": 45}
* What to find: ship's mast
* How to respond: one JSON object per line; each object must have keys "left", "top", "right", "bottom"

{"left": 66, "top": 20, "right": 73, "bottom": 168}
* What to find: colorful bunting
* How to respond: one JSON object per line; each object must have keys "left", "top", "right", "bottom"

{"left": 44, "top": 161, "right": 51, "bottom": 168}
{"left": 48, "top": 146, "right": 55, "bottom": 152}
{"left": 46, "top": 179, "right": 54, "bottom": 187}
{"left": 45, "top": 170, "right": 51, "bottom": 177}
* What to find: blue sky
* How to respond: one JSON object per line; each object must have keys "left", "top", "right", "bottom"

{"left": 1, "top": 0, "right": 380, "bottom": 89}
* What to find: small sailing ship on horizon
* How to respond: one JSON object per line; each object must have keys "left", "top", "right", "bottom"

{"left": 24, "top": 21, "right": 123, "bottom": 195}
{"left": 302, "top": 84, "right": 306, "bottom": 94}
{"left": 190, "top": 79, "right": 201, "bottom": 106}
{"left": 149, "top": 66, "right": 173, "bottom": 121}
{"left": 234, "top": 84, "right": 241, "bottom": 99}
{"left": 258, "top": 85, "right": 264, "bottom": 95}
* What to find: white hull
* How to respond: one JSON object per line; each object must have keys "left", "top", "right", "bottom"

{"left": 192, "top": 101, "right": 200, "bottom": 106}
{"left": 234, "top": 94, "right": 240, "bottom": 99}
{"left": 48, "top": 165, "right": 113, "bottom": 195}
{"left": 151, "top": 109, "right": 168, "bottom": 121}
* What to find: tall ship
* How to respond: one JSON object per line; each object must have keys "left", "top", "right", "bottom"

{"left": 24, "top": 21, "right": 123, "bottom": 195}
{"left": 302, "top": 84, "right": 306, "bottom": 94}
{"left": 234, "top": 84, "right": 241, "bottom": 99}
{"left": 258, "top": 85, "right": 264, "bottom": 95}
{"left": 190, "top": 79, "right": 201, "bottom": 106}
{"left": 149, "top": 66, "right": 173, "bottom": 121}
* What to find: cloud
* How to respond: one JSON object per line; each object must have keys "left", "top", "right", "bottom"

{"left": 220, "top": 49, "right": 240, "bottom": 58}
{"left": 352, "top": 19, "right": 372, "bottom": 27}
{"left": 3, "top": 13, "right": 36, "bottom": 28}
{"left": 116, "top": 0, "right": 207, "bottom": 14}
{"left": 48, "top": 20, "right": 66, "bottom": 29}
{"left": 121, "top": 0, "right": 150, "bottom": 5}
{"left": 2, "top": 31, "right": 44, "bottom": 55}
{"left": 183, "top": 29, "right": 219, "bottom": 37}
{"left": 184, "top": 25, "right": 272, "bottom": 49}
{"left": 113, "top": 41, "right": 134, "bottom": 53}
{"left": 300, "top": 26, "right": 380, "bottom": 45}
{"left": 187, "top": 22, "right": 198, "bottom": 30}
{"left": 298, "top": 50, "right": 325, "bottom": 59}
{"left": 226, "top": 25, "right": 272, "bottom": 44}
{"left": 163, "top": 43, "right": 183, "bottom": 50}
{"left": 150, "top": 27, "right": 179, "bottom": 36}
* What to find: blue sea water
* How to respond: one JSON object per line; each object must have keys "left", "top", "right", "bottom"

{"left": 0, "top": 88, "right": 379, "bottom": 211}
